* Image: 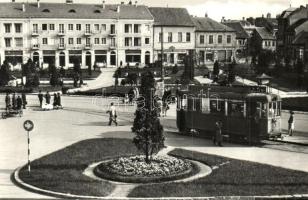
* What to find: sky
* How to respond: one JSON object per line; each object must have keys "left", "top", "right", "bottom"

{"left": 0, "top": 0, "right": 307, "bottom": 21}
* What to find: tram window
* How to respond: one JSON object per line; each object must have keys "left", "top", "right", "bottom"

{"left": 195, "top": 98, "right": 201, "bottom": 112}
{"left": 181, "top": 95, "right": 187, "bottom": 110}
{"left": 210, "top": 99, "right": 225, "bottom": 114}
{"left": 201, "top": 97, "right": 210, "bottom": 113}
{"left": 269, "top": 103, "right": 275, "bottom": 117}
{"left": 261, "top": 103, "right": 268, "bottom": 118}
{"left": 188, "top": 98, "right": 194, "bottom": 111}
{"left": 228, "top": 101, "right": 244, "bottom": 117}
{"left": 177, "top": 96, "right": 181, "bottom": 109}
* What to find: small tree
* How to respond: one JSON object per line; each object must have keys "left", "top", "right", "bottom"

{"left": 132, "top": 71, "right": 164, "bottom": 163}
{"left": 49, "top": 63, "right": 59, "bottom": 87}
{"left": 228, "top": 60, "right": 236, "bottom": 84}
{"left": 172, "top": 64, "right": 178, "bottom": 74}
{"left": 0, "top": 60, "right": 11, "bottom": 86}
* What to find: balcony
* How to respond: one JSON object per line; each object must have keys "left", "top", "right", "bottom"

{"left": 109, "top": 44, "right": 117, "bottom": 50}
{"left": 57, "top": 31, "right": 66, "bottom": 36}
{"left": 84, "top": 31, "right": 92, "bottom": 36}
{"left": 109, "top": 31, "right": 117, "bottom": 37}
{"left": 31, "top": 31, "right": 39, "bottom": 37}
{"left": 84, "top": 44, "right": 92, "bottom": 50}
{"left": 31, "top": 44, "right": 40, "bottom": 50}
{"left": 58, "top": 44, "right": 66, "bottom": 50}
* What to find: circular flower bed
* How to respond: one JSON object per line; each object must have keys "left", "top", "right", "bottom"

{"left": 94, "top": 155, "right": 198, "bottom": 183}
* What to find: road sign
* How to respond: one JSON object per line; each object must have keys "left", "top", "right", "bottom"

{"left": 23, "top": 120, "right": 34, "bottom": 173}
{"left": 23, "top": 120, "right": 34, "bottom": 132}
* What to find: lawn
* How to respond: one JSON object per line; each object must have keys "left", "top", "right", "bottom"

{"left": 128, "top": 148, "right": 308, "bottom": 197}
{"left": 282, "top": 97, "right": 308, "bottom": 112}
{"left": 18, "top": 138, "right": 141, "bottom": 197}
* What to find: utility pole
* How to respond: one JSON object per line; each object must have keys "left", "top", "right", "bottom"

{"left": 160, "top": 26, "right": 164, "bottom": 93}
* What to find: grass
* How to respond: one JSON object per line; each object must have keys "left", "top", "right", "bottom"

{"left": 18, "top": 138, "right": 141, "bottom": 197}
{"left": 282, "top": 97, "right": 308, "bottom": 112}
{"left": 128, "top": 148, "right": 308, "bottom": 197}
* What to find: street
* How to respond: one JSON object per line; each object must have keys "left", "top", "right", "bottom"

{"left": 0, "top": 94, "right": 308, "bottom": 198}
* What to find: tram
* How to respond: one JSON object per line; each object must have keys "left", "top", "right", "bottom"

{"left": 176, "top": 85, "right": 282, "bottom": 143}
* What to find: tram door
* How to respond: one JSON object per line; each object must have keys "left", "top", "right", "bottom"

{"left": 248, "top": 102, "right": 260, "bottom": 141}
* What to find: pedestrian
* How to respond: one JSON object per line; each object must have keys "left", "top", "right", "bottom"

{"left": 12, "top": 92, "right": 17, "bottom": 110}
{"left": 213, "top": 121, "right": 223, "bottom": 146}
{"left": 107, "top": 102, "right": 118, "bottom": 126}
{"left": 21, "top": 92, "right": 27, "bottom": 109}
{"left": 45, "top": 91, "right": 51, "bottom": 104}
{"left": 57, "top": 92, "right": 62, "bottom": 108}
{"left": 5, "top": 92, "right": 11, "bottom": 111}
{"left": 288, "top": 111, "right": 295, "bottom": 136}
{"left": 16, "top": 95, "right": 23, "bottom": 110}
{"left": 53, "top": 93, "right": 58, "bottom": 107}
{"left": 38, "top": 90, "right": 44, "bottom": 108}
{"left": 162, "top": 101, "right": 169, "bottom": 117}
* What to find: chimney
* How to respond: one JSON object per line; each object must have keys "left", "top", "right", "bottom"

{"left": 12, "top": 0, "right": 15, "bottom": 2}
{"left": 262, "top": 14, "right": 264, "bottom": 18}
{"left": 135, "top": 1, "right": 137, "bottom": 7}
{"left": 66, "top": 0, "right": 73, "bottom": 4}
{"left": 121, "top": 2, "right": 124, "bottom": 4}
{"left": 37, "top": 0, "right": 40, "bottom": 8}
{"left": 242, "top": 17, "right": 245, "bottom": 21}
{"left": 128, "top": 0, "right": 132, "bottom": 5}
{"left": 22, "top": 3, "right": 26, "bottom": 12}
{"left": 117, "top": 5, "right": 120, "bottom": 13}
{"left": 102, "top": 0, "right": 105, "bottom": 9}
{"left": 267, "top": 13, "right": 271, "bottom": 18}
{"left": 205, "top": 12, "right": 208, "bottom": 17}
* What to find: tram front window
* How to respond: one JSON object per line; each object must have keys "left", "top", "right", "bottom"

{"left": 228, "top": 101, "right": 244, "bottom": 117}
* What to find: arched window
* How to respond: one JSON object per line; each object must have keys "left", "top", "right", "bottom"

{"left": 68, "top": 9, "right": 76, "bottom": 13}
{"left": 42, "top": 9, "right": 50, "bottom": 12}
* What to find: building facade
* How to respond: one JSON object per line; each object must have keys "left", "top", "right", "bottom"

{"left": 193, "top": 17, "right": 237, "bottom": 64}
{"left": 149, "top": 7, "right": 195, "bottom": 66}
{"left": 0, "top": 1, "right": 154, "bottom": 69}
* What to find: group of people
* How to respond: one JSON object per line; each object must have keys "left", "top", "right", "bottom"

{"left": 5, "top": 92, "right": 27, "bottom": 111}
{"left": 38, "top": 90, "right": 62, "bottom": 110}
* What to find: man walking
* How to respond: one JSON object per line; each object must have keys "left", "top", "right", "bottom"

{"left": 213, "top": 121, "right": 223, "bottom": 147}
{"left": 5, "top": 93, "right": 11, "bottom": 111}
{"left": 288, "top": 111, "right": 295, "bottom": 136}
{"left": 107, "top": 102, "right": 118, "bottom": 126}
{"left": 21, "top": 92, "right": 27, "bottom": 109}
{"left": 16, "top": 95, "right": 23, "bottom": 110}
{"left": 12, "top": 92, "right": 17, "bottom": 110}
{"left": 38, "top": 90, "right": 43, "bottom": 108}
{"left": 45, "top": 91, "right": 51, "bottom": 105}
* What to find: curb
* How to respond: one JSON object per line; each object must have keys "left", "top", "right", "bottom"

{"left": 13, "top": 164, "right": 308, "bottom": 199}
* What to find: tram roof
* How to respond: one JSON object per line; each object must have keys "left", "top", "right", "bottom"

{"left": 179, "top": 85, "right": 281, "bottom": 102}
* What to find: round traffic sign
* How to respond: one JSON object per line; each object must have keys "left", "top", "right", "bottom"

{"left": 23, "top": 120, "right": 34, "bottom": 132}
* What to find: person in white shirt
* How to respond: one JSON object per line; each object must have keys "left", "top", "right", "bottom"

{"left": 107, "top": 102, "right": 118, "bottom": 126}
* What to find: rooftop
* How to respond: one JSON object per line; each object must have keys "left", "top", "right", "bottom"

{"left": 223, "top": 22, "right": 250, "bottom": 39}
{"left": 0, "top": 2, "right": 153, "bottom": 20}
{"left": 148, "top": 7, "right": 194, "bottom": 27}
{"left": 192, "top": 17, "right": 235, "bottom": 32}
{"left": 254, "top": 27, "right": 275, "bottom": 40}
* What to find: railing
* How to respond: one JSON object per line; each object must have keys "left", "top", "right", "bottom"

{"left": 58, "top": 44, "right": 66, "bottom": 49}
{"left": 31, "top": 44, "right": 40, "bottom": 49}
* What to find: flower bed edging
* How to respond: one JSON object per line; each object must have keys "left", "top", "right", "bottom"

{"left": 93, "top": 156, "right": 200, "bottom": 184}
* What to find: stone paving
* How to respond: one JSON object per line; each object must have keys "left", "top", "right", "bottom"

{"left": 0, "top": 95, "right": 308, "bottom": 198}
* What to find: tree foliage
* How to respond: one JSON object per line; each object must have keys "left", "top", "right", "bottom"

{"left": 132, "top": 71, "right": 164, "bottom": 163}
{"left": 0, "top": 60, "right": 11, "bottom": 86}
{"left": 228, "top": 60, "right": 236, "bottom": 84}
{"left": 49, "top": 63, "right": 59, "bottom": 87}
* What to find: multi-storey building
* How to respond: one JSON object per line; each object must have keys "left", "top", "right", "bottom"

{"left": 277, "top": 5, "right": 308, "bottom": 60}
{"left": 223, "top": 21, "right": 250, "bottom": 56}
{"left": 0, "top": 0, "right": 154, "bottom": 69}
{"left": 148, "top": 7, "right": 195, "bottom": 66}
{"left": 251, "top": 27, "right": 276, "bottom": 53}
{"left": 193, "top": 17, "right": 236, "bottom": 64}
